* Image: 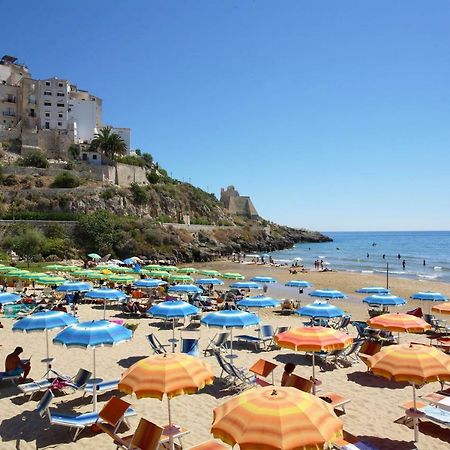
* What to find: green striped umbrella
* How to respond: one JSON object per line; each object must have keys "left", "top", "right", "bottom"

{"left": 37, "top": 276, "right": 66, "bottom": 286}
{"left": 45, "top": 264, "right": 66, "bottom": 271}
{"left": 0, "top": 266, "right": 19, "bottom": 273}
{"left": 139, "top": 269, "right": 151, "bottom": 275}
{"left": 59, "top": 265, "right": 80, "bottom": 272}
{"left": 200, "top": 269, "right": 222, "bottom": 277}
{"left": 149, "top": 270, "right": 171, "bottom": 279}
{"left": 17, "top": 272, "right": 47, "bottom": 280}
{"left": 5, "top": 270, "right": 30, "bottom": 278}
{"left": 162, "top": 266, "right": 178, "bottom": 272}
{"left": 168, "top": 274, "right": 194, "bottom": 284}
{"left": 72, "top": 269, "right": 96, "bottom": 277}
{"left": 116, "top": 267, "right": 134, "bottom": 274}
{"left": 144, "top": 264, "right": 162, "bottom": 270}
{"left": 177, "top": 267, "right": 198, "bottom": 274}
{"left": 108, "top": 274, "right": 136, "bottom": 284}
{"left": 222, "top": 272, "right": 245, "bottom": 280}
{"left": 86, "top": 272, "right": 111, "bottom": 280}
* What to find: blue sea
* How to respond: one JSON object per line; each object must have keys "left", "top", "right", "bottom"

{"left": 267, "top": 231, "right": 450, "bottom": 283}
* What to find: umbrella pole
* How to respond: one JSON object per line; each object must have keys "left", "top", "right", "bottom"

{"left": 230, "top": 328, "right": 233, "bottom": 358}
{"left": 103, "top": 300, "right": 106, "bottom": 320}
{"left": 167, "top": 396, "right": 175, "bottom": 450}
{"left": 45, "top": 328, "right": 50, "bottom": 378}
{"left": 172, "top": 319, "right": 176, "bottom": 353}
{"left": 312, "top": 352, "right": 316, "bottom": 395}
{"left": 413, "top": 382, "right": 419, "bottom": 442}
{"left": 93, "top": 347, "right": 97, "bottom": 412}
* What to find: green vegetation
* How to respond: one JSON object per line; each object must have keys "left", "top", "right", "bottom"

{"left": 90, "top": 126, "right": 126, "bottom": 160}
{"left": 0, "top": 211, "right": 79, "bottom": 220}
{"left": 18, "top": 150, "right": 49, "bottom": 168}
{"left": 51, "top": 171, "right": 81, "bottom": 188}
{"left": 68, "top": 144, "right": 80, "bottom": 160}
{"left": 130, "top": 182, "right": 148, "bottom": 204}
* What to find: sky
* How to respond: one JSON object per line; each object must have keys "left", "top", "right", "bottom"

{"left": 3, "top": 0, "right": 450, "bottom": 231}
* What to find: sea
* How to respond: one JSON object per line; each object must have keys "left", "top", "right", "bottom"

{"left": 267, "top": 231, "right": 450, "bottom": 284}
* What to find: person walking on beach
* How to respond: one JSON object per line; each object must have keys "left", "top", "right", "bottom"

{"left": 402, "top": 259, "right": 406, "bottom": 269}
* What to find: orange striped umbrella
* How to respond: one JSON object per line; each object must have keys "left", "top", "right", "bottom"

{"left": 367, "top": 313, "right": 431, "bottom": 342}
{"left": 368, "top": 343, "right": 450, "bottom": 442}
{"left": 274, "top": 327, "right": 352, "bottom": 394}
{"left": 119, "top": 353, "right": 214, "bottom": 447}
{"left": 212, "top": 386, "right": 343, "bottom": 450}
{"left": 432, "top": 302, "right": 450, "bottom": 315}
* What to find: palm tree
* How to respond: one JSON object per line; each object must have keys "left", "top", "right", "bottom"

{"left": 90, "top": 126, "right": 127, "bottom": 160}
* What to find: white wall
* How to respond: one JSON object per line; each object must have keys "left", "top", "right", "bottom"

{"left": 38, "top": 79, "right": 69, "bottom": 130}
{"left": 111, "top": 127, "right": 131, "bottom": 153}
{"left": 69, "top": 99, "right": 99, "bottom": 143}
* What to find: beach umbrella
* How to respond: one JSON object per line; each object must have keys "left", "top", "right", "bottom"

{"left": 0, "top": 266, "right": 17, "bottom": 272}
{"left": 122, "top": 258, "right": 135, "bottom": 265}
{"left": 201, "top": 310, "right": 260, "bottom": 358}
{"left": 367, "top": 313, "right": 431, "bottom": 342}
{"left": 167, "top": 284, "right": 202, "bottom": 294}
{"left": 45, "top": 264, "right": 66, "bottom": 271}
{"left": 149, "top": 270, "right": 171, "bottom": 279}
{"left": 356, "top": 287, "right": 391, "bottom": 294}
{"left": 250, "top": 276, "right": 277, "bottom": 283}
{"left": 148, "top": 300, "right": 200, "bottom": 352}
{"left": 85, "top": 271, "right": 111, "bottom": 281}
{"left": 56, "top": 282, "right": 92, "bottom": 293}
{"left": 296, "top": 302, "right": 345, "bottom": 320}
{"left": 37, "top": 276, "right": 66, "bottom": 286}
{"left": 211, "top": 386, "right": 343, "bottom": 450}
{"left": 363, "top": 294, "right": 406, "bottom": 308}
{"left": 161, "top": 265, "right": 178, "bottom": 272}
{"left": 17, "top": 272, "right": 46, "bottom": 280}
{"left": 13, "top": 310, "right": 78, "bottom": 375}
{"left": 229, "top": 281, "right": 262, "bottom": 290}
{"left": 133, "top": 278, "right": 166, "bottom": 289}
{"left": 177, "top": 267, "right": 198, "bottom": 274}
{"left": 54, "top": 320, "right": 132, "bottom": 411}
{"left": 275, "top": 327, "right": 352, "bottom": 394}
{"left": 114, "top": 267, "right": 135, "bottom": 274}
{"left": 410, "top": 291, "right": 448, "bottom": 302}
{"left": 108, "top": 274, "right": 136, "bottom": 284}
{"left": 144, "top": 264, "right": 162, "bottom": 270}
{"left": 285, "top": 280, "right": 313, "bottom": 288}
{"left": 309, "top": 289, "right": 346, "bottom": 299}
{"left": 168, "top": 274, "right": 194, "bottom": 284}
{"left": 222, "top": 272, "right": 245, "bottom": 280}
{"left": 236, "top": 295, "right": 280, "bottom": 309}
{"left": 88, "top": 253, "right": 102, "bottom": 260}
{"left": 195, "top": 278, "right": 224, "bottom": 286}
{"left": 5, "top": 269, "right": 30, "bottom": 278}
{"left": 60, "top": 265, "right": 81, "bottom": 272}
{"left": 432, "top": 303, "right": 450, "bottom": 315}
{"left": 119, "top": 353, "right": 214, "bottom": 450}
{"left": 368, "top": 343, "right": 450, "bottom": 442}
{"left": 84, "top": 288, "right": 126, "bottom": 319}
{"left": 199, "top": 269, "right": 222, "bottom": 277}
{"left": 0, "top": 292, "right": 21, "bottom": 304}
{"left": 71, "top": 269, "right": 96, "bottom": 278}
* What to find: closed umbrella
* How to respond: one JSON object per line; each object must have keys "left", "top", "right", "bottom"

{"left": 53, "top": 320, "right": 132, "bottom": 410}
{"left": 13, "top": 310, "right": 77, "bottom": 376}
{"left": 201, "top": 310, "right": 260, "bottom": 358}
{"left": 309, "top": 289, "right": 346, "bottom": 299}
{"left": 119, "top": 353, "right": 214, "bottom": 450}
{"left": 84, "top": 288, "right": 126, "bottom": 319}
{"left": 149, "top": 301, "right": 199, "bottom": 351}
{"left": 368, "top": 344, "right": 450, "bottom": 442}
{"left": 212, "top": 386, "right": 343, "bottom": 450}
{"left": 275, "top": 327, "right": 352, "bottom": 394}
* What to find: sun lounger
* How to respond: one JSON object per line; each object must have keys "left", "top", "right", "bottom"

{"left": 319, "top": 392, "right": 351, "bottom": 413}
{"left": 358, "top": 341, "right": 382, "bottom": 368}
{"left": 37, "top": 391, "right": 136, "bottom": 441}
{"left": 147, "top": 333, "right": 170, "bottom": 354}
{"left": 285, "top": 374, "right": 314, "bottom": 393}
{"left": 204, "top": 332, "right": 229, "bottom": 356}
{"left": 189, "top": 440, "right": 229, "bottom": 450}
{"left": 236, "top": 325, "right": 274, "bottom": 351}
{"left": 0, "top": 371, "right": 21, "bottom": 385}
{"left": 333, "top": 431, "right": 379, "bottom": 449}
{"left": 213, "top": 351, "right": 256, "bottom": 389}
{"left": 249, "top": 358, "right": 278, "bottom": 385}
{"left": 19, "top": 378, "right": 53, "bottom": 399}
{"left": 109, "top": 417, "right": 164, "bottom": 450}
{"left": 181, "top": 338, "right": 200, "bottom": 357}
{"left": 83, "top": 379, "right": 119, "bottom": 397}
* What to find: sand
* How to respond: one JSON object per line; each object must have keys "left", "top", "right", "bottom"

{"left": 1, "top": 261, "right": 449, "bottom": 449}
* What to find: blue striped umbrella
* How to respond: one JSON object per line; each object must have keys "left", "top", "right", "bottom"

{"left": 308, "top": 289, "right": 347, "bottom": 299}
{"left": 410, "top": 292, "right": 448, "bottom": 302}
{"left": 84, "top": 288, "right": 127, "bottom": 319}
{"left": 133, "top": 278, "right": 166, "bottom": 288}
{"left": 285, "top": 280, "right": 313, "bottom": 288}
{"left": 56, "top": 282, "right": 93, "bottom": 293}
{"left": 363, "top": 294, "right": 406, "bottom": 307}
{"left": 296, "top": 302, "right": 345, "bottom": 319}
{"left": 13, "top": 310, "right": 78, "bottom": 373}
{"left": 167, "top": 284, "right": 202, "bottom": 294}
{"left": 229, "top": 282, "right": 262, "bottom": 290}
{"left": 237, "top": 295, "right": 280, "bottom": 309}
{"left": 149, "top": 300, "right": 199, "bottom": 351}
{"left": 250, "top": 276, "right": 277, "bottom": 284}
{"left": 53, "top": 320, "right": 132, "bottom": 410}
{"left": 195, "top": 278, "right": 224, "bottom": 286}
{"left": 201, "top": 310, "right": 260, "bottom": 358}
{"left": 356, "top": 287, "right": 390, "bottom": 294}
{"left": 0, "top": 292, "right": 21, "bottom": 304}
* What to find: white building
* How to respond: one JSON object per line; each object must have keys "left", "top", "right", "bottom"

{"left": 38, "top": 78, "right": 70, "bottom": 130}
{"left": 110, "top": 127, "right": 131, "bottom": 153}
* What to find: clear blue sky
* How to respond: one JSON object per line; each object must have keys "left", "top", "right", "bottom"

{"left": 4, "top": 1, "right": 450, "bottom": 231}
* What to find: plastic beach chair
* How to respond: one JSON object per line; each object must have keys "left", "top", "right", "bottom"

{"left": 111, "top": 417, "right": 164, "bottom": 450}
{"left": 236, "top": 325, "right": 274, "bottom": 351}
{"left": 181, "top": 338, "right": 200, "bottom": 357}
{"left": 37, "top": 390, "right": 136, "bottom": 441}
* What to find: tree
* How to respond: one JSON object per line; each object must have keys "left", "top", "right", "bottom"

{"left": 90, "top": 126, "right": 127, "bottom": 160}
{"left": 9, "top": 228, "right": 45, "bottom": 267}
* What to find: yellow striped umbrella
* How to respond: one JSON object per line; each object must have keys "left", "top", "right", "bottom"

{"left": 367, "top": 313, "right": 431, "bottom": 342}
{"left": 367, "top": 343, "right": 450, "bottom": 442}
{"left": 432, "top": 302, "right": 450, "bottom": 315}
{"left": 212, "top": 386, "right": 343, "bottom": 450}
{"left": 274, "top": 327, "right": 352, "bottom": 394}
{"left": 119, "top": 353, "right": 214, "bottom": 448}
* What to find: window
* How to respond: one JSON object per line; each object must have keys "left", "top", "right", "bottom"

{"left": 44, "top": 102, "right": 51, "bottom": 106}
{"left": 45, "top": 112, "right": 50, "bottom": 117}
{"left": 44, "top": 91, "right": 52, "bottom": 96}
{"left": 58, "top": 113, "right": 63, "bottom": 118}
{"left": 58, "top": 82, "right": 63, "bottom": 87}
{"left": 45, "top": 81, "right": 50, "bottom": 86}
{"left": 57, "top": 103, "right": 65, "bottom": 107}
{"left": 92, "top": 154, "right": 97, "bottom": 160}
{"left": 45, "top": 122, "right": 50, "bottom": 129}
{"left": 57, "top": 92, "right": 65, "bottom": 97}
{"left": 82, "top": 153, "right": 88, "bottom": 161}
{"left": 57, "top": 121, "right": 62, "bottom": 127}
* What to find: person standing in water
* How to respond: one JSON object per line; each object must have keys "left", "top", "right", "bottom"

{"left": 423, "top": 260, "right": 426, "bottom": 266}
{"left": 402, "top": 260, "right": 406, "bottom": 269}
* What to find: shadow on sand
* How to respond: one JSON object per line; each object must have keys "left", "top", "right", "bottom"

{"left": 347, "top": 371, "right": 409, "bottom": 389}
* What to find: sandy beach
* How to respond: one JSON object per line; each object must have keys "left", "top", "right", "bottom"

{"left": 1, "top": 262, "right": 449, "bottom": 449}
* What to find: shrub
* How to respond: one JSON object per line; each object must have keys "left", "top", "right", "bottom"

{"left": 2, "top": 174, "right": 17, "bottom": 186}
{"left": 51, "top": 171, "right": 80, "bottom": 188}
{"left": 130, "top": 183, "right": 148, "bottom": 205}
{"left": 69, "top": 144, "right": 80, "bottom": 160}
{"left": 146, "top": 170, "right": 160, "bottom": 184}
{"left": 100, "top": 187, "right": 117, "bottom": 200}
{"left": 18, "top": 150, "right": 49, "bottom": 168}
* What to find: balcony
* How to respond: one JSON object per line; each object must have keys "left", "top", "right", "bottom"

{"left": 2, "top": 111, "right": 16, "bottom": 117}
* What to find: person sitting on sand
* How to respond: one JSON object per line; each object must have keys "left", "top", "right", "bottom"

{"left": 281, "top": 363, "right": 296, "bottom": 386}
{"left": 4, "top": 347, "right": 31, "bottom": 382}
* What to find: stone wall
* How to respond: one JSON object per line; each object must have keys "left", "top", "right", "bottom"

{"left": 115, "top": 163, "right": 147, "bottom": 186}
{"left": 0, "top": 129, "right": 20, "bottom": 142}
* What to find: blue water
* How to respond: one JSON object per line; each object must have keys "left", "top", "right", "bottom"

{"left": 268, "top": 231, "right": 450, "bottom": 283}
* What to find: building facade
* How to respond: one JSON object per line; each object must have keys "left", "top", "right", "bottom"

{"left": 111, "top": 127, "right": 131, "bottom": 153}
